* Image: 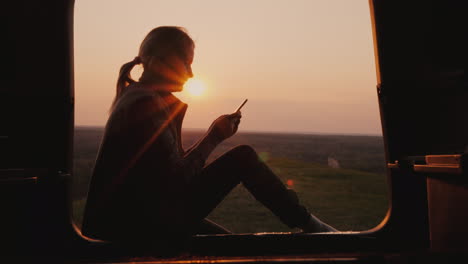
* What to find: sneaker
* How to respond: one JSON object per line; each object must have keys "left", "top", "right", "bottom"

{"left": 300, "top": 213, "right": 338, "bottom": 233}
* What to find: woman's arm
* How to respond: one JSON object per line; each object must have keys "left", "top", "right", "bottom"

{"left": 176, "top": 112, "right": 242, "bottom": 178}
{"left": 179, "top": 133, "right": 221, "bottom": 171}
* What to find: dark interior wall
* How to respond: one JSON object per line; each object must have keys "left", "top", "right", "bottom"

{"left": 370, "top": 0, "right": 467, "bottom": 251}
{"left": 0, "top": 1, "right": 76, "bottom": 256}
{"left": 372, "top": 0, "right": 468, "bottom": 253}
{"left": 1, "top": 0, "right": 74, "bottom": 172}
{"left": 374, "top": 0, "right": 467, "bottom": 162}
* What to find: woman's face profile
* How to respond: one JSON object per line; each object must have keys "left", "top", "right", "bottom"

{"left": 183, "top": 46, "right": 194, "bottom": 82}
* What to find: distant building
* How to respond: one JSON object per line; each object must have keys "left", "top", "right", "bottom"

{"left": 328, "top": 156, "right": 340, "bottom": 169}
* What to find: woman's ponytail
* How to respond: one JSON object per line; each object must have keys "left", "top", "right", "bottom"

{"left": 111, "top": 56, "right": 142, "bottom": 111}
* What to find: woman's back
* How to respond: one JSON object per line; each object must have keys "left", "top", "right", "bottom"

{"left": 82, "top": 86, "right": 187, "bottom": 241}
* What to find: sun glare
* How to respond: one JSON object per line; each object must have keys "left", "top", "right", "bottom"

{"left": 184, "top": 78, "right": 206, "bottom": 96}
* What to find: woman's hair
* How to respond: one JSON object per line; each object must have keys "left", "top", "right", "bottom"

{"left": 111, "top": 26, "right": 194, "bottom": 110}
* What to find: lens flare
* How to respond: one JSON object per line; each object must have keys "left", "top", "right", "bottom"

{"left": 184, "top": 78, "right": 206, "bottom": 96}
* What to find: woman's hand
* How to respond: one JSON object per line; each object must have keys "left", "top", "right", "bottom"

{"left": 208, "top": 112, "right": 242, "bottom": 143}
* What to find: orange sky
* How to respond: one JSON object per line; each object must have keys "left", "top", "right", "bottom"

{"left": 74, "top": 0, "right": 380, "bottom": 135}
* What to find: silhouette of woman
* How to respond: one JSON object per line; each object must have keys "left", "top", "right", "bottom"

{"left": 82, "top": 26, "right": 336, "bottom": 246}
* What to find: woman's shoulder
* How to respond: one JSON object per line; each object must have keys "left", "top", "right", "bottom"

{"left": 112, "top": 84, "right": 165, "bottom": 113}
{"left": 107, "top": 85, "right": 166, "bottom": 127}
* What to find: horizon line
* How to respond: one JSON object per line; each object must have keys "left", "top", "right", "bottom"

{"left": 75, "top": 125, "right": 383, "bottom": 137}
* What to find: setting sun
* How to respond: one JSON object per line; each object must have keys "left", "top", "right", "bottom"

{"left": 184, "top": 78, "right": 206, "bottom": 96}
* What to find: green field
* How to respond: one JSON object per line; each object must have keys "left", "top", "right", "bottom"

{"left": 73, "top": 127, "right": 388, "bottom": 233}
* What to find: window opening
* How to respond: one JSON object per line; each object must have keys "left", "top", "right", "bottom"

{"left": 73, "top": 0, "right": 386, "bottom": 234}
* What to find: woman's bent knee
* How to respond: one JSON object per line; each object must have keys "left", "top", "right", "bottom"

{"left": 228, "top": 145, "right": 257, "bottom": 160}
{"left": 209, "top": 145, "right": 261, "bottom": 175}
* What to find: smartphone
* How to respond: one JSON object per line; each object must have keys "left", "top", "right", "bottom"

{"left": 235, "top": 99, "right": 248, "bottom": 112}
